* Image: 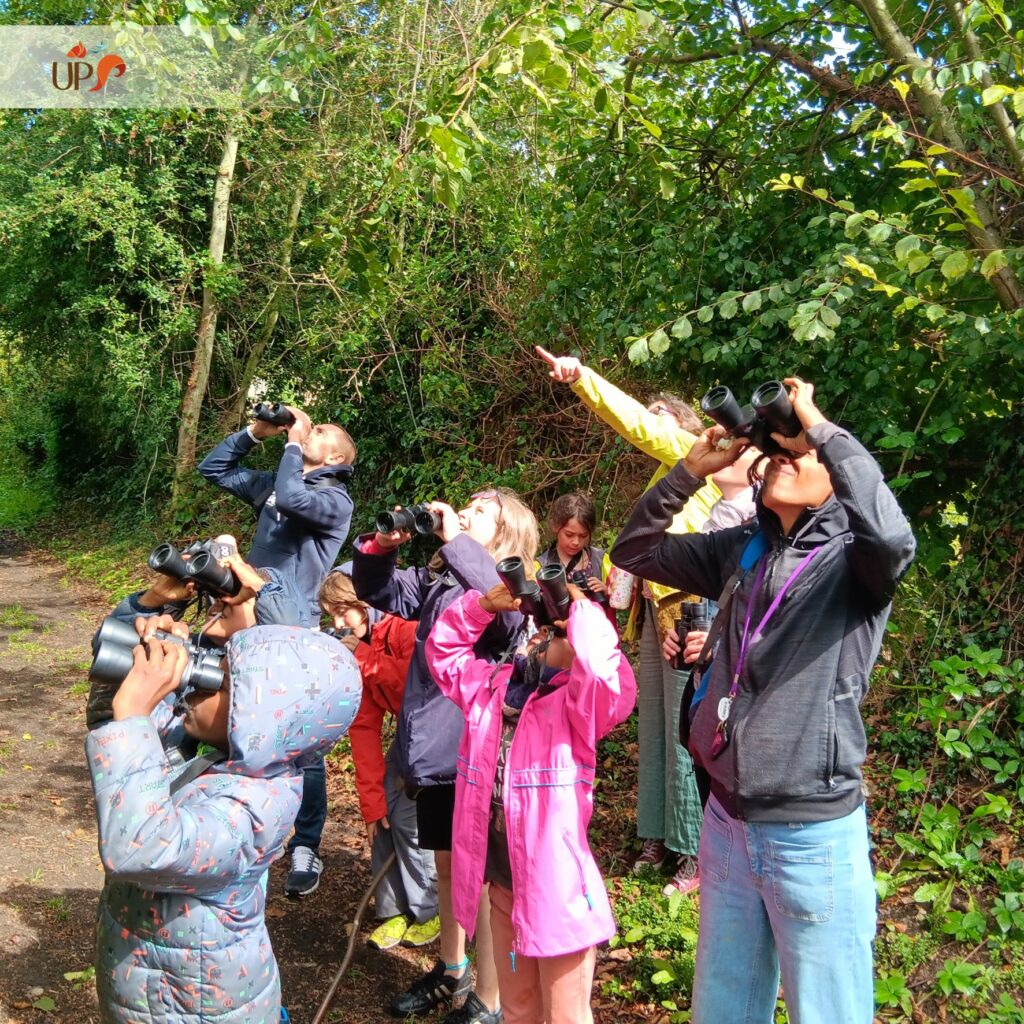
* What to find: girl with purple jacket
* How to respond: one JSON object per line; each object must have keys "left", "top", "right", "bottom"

{"left": 426, "top": 582, "right": 636, "bottom": 1024}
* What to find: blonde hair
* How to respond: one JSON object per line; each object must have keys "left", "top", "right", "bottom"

{"left": 485, "top": 487, "right": 540, "bottom": 566}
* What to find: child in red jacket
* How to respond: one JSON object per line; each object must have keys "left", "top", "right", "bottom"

{"left": 320, "top": 570, "right": 440, "bottom": 949}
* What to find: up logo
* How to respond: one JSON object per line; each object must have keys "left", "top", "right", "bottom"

{"left": 51, "top": 41, "right": 127, "bottom": 92}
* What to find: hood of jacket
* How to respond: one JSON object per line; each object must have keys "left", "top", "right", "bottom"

{"left": 753, "top": 486, "right": 849, "bottom": 552}
{"left": 223, "top": 624, "right": 362, "bottom": 774}
{"left": 304, "top": 462, "right": 354, "bottom": 486}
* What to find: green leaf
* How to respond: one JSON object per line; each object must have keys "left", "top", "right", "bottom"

{"left": 981, "top": 84, "right": 1012, "bottom": 105}
{"left": 697, "top": 306, "right": 714, "bottom": 323}
{"left": 980, "top": 249, "right": 1007, "bottom": 279}
{"left": 649, "top": 328, "right": 670, "bottom": 355}
{"left": 671, "top": 316, "right": 692, "bottom": 339}
{"left": 941, "top": 251, "right": 972, "bottom": 280}
{"left": 894, "top": 234, "right": 922, "bottom": 261}
{"left": 820, "top": 306, "right": 841, "bottom": 328}
{"left": 639, "top": 117, "right": 662, "bottom": 138}
{"left": 33, "top": 998, "right": 56, "bottom": 1012}
{"left": 719, "top": 297, "right": 738, "bottom": 319}
{"left": 901, "top": 178, "right": 937, "bottom": 192}
{"left": 650, "top": 969, "right": 676, "bottom": 985}
{"left": 623, "top": 925, "right": 646, "bottom": 943}
{"left": 626, "top": 337, "right": 650, "bottom": 363}
{"left": 742, "top": 291, "right": 762, "bottom": 313}
{"left": 522, "top": 39, "right": 552, "bottom": 71}
{"left": 659, "top": 170, "right": 676, "bottom": 201}
{"left": 594, "top": 86, "right": 608, "bottom": 113}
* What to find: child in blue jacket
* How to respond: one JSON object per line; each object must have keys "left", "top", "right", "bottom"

{"left": 86, "top": 621, "right": 362, "bottom": 1024}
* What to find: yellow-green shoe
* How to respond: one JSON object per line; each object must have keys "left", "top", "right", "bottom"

{"left": 401, "top": 914, "right": 441, "bottom": 948}
{"left": 368, "top": 914, "right": 408, "bottom": 950}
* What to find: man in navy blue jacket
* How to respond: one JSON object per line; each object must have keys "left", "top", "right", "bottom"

{"left": 199, "top": 406, "right": 356, "bottom": 897}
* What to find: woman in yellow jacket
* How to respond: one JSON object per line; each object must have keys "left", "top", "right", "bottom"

{"left": 536, "top": 346, "right": 719, "bottom": 896}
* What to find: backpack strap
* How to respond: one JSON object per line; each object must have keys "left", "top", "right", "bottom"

{"left": 169, "top": 751, "right": 227, "bottom": 796}
{"left": 679, "top": 528, "right": 764, "bottom": 746}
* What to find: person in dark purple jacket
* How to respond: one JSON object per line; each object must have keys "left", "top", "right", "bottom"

{"left": 353, "top": 489, "right": 538, "bottom": 1024}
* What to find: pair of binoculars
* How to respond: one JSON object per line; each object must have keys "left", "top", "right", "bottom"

{"left": 252, "top": 402, "right": 295, "bottom": 427}
{"left": 672, "top": 600, "right": 714, "bottom": 670}
{"left": 495, "top": 557, "right": 571, "bottom": 635}
{"left": 376, "top": 504, "right": 442, "bottom": 536}
{"left": 700, "top": 380, "right": 801, "bottom": 456}
{"left": 89, "top": 616, "right": 226, "bottom": 694}
{"left": 148, "top": 540, "right": 241, "bottom": 599}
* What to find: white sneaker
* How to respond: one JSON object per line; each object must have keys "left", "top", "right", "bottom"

{"left": 285, "top": 846, "right": 323, "bottom": 897}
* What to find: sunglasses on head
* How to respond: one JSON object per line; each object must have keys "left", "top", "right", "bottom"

{"left": 471, "top": 489, "right": 504, "bottom": 508}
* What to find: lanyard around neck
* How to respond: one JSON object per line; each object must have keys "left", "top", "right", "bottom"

{"left": 728, "top": 545, "right": 823, "bottom": 699}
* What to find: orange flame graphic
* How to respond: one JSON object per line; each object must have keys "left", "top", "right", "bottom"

{"left": 66, "top": 41, "right": 87, "bottom": 58}
{"left": 88, "top": 53, "right": 127, "bottom": 92}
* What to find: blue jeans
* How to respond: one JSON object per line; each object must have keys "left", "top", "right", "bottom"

{"left": 287, "top": 753, "right": 327, "bottom": 853}
{"left": 692, "top": 797, "right": 875, "bottom": 1024}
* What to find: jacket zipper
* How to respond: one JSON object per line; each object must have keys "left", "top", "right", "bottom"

{"left": 562, "top": 831, "right": 593, "bottom": 910}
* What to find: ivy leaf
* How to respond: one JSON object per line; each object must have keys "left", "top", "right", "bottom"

{"left": 670, "top": 316, "right": 692, "bottom": 339}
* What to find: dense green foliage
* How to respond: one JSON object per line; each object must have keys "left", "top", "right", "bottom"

{"left": 3, "top": 0, "right": 1024, "bottom": 1019}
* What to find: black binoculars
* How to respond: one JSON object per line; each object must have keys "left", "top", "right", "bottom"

{"left": 376, "top": 504, "right": 442, "bottom": 536}
{"left": 700, "top": 380, "right": 801, "bottom": 456}
{"left": 495, "top": 557, "right": 572, "bottom": 636}
{"left": 89, "top": 616, "right": 226, "bottom": 695}
{"left": 322, "top": 626, "right": 354, "bottom": 640}
{"left": 252, "top": 402, "right": 295, "bottom": 427}
{"left": 672, "top": 600, "right": 714, "bottom": 670}
{"left": 148, "top": 540, "right": 242, "bottom": 599}
{"left": 568, "top": 568, "right": 609, "bottom": 607}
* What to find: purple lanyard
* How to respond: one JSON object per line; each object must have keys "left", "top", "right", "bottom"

{"left": 727, "top": 544, "right": 824, "bottom": 702}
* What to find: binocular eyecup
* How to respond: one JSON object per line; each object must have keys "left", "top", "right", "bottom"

{"left": 252, "top": 402, "right": 295, "bottom": 427}
{"left": 495, "top": 557, "right": 571, "bottom": 636}
{"left": 700, "top": 379, "right": 801, "bottom": 456}
{"left": 376, "top": 504, "right": 442, "bottom": 536}
{"left": 148, "top": 540, "right": 241, "bottom": 598}
{"left": 89, "top": 615, "right": 226, "bottom": 695}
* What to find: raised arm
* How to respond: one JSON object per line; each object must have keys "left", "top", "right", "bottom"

{"left": 87, "top": 717, "right": 299, "bottom": 893}
{"left": 351, "top": 536, "right": 432, "bottom": 620}
{"left": 534, "top": 346, "right": 697, "bottom": 465}
{"left": 424, "top": 590, "right": 500, "bottom": 711}
{"left": 563, "top": 598, "right": 637, "bottom": 748}
{"left": 197, "top": 428, "right": 275, "bottom": 508}
{"left": 810, "top": 423, "right": 916, "bottom": 607}
{"left": 611, "top": 459, "right": 739, "bottom": 600}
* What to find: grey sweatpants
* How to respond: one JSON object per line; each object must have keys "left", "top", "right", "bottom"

{"left": 372, "top": 744, "right": 439, "bottom": 922}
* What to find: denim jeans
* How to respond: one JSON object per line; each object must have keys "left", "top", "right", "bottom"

{"left": 692, "top": 797, "right": 875, "bottom": 1024}
{"left": 287, "top": 752, "right": 327, "bottom": 853}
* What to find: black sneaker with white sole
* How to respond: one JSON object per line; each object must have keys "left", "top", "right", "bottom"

{"left": 441, "top": 991, "right": 504, "bottom": 1024}
{"left": 388, "top": 960, "right": 471, "bottom": 1017}
{"left": 284, "top": 845, "right": 323, "bottom": 897}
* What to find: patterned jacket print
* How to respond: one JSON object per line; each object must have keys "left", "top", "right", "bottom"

{"left": 86, "top": 625, "right": 362, "bottom": 1023}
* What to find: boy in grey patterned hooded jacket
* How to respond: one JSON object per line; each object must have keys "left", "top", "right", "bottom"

{"left": 86, "top": 624, "right": 361, "bottom": 1024}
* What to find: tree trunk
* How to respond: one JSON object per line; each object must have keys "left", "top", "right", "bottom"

{"left": 222, "top": 179, "right": 307, "bottom": 431}
{"left": 171, "top": 122, "right": 241, "bottom": 509}
{"left": 856, "top": 0, "right": 1024, "bottom": 310}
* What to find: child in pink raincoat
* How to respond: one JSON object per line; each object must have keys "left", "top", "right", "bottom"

{"left": 426, "top": 582, "right": 636, "bottom": 1024}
